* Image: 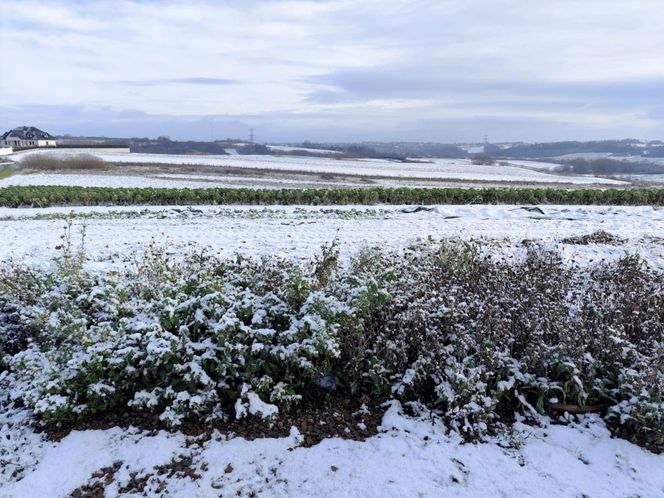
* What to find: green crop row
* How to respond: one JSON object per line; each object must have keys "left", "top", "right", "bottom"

{"left": 0, "top": 185, "right": 663, "bottom": 207}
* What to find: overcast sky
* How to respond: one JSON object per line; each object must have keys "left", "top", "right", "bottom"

{"left": 1, "top": 0, "right": 663, "bottom": 142}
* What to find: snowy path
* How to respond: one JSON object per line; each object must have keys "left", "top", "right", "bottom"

{"left": 2, "top": 204, "right": 663, "bottom": 270}
{"left": 2, "top": 404, "right": 663, "bottom": 498}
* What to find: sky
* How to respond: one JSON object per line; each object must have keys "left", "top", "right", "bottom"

{"left": 1, "top": 0, "right": 663, "bottom": 143}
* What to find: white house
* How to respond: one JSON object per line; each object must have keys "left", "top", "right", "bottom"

{"left": 0, "top": 126, "right": 57, "bottom": 148}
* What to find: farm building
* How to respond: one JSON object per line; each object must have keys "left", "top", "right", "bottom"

{"left": 0, "top": 126, "right": 57, "bottom": 148}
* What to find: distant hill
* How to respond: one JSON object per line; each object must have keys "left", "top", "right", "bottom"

{"left": 44, "top": 134, "right": 664, "bottom": 161}
{"left": 496, "top": 140, "right": 649, "bottom": 158}
{"left": 130, "top": 137, "right": 229, "bottom": 155}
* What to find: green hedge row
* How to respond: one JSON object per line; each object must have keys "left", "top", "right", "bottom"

{"left": 1, "top": 185, "right": 663, "bottom": 207}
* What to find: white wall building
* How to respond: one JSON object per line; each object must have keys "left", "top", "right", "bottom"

{"left": 0, "top": 126, "right": 57, "bottom": 148}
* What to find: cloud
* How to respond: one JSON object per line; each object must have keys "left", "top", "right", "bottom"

{"left": 120, "top": 77, "right": 238, "bottom": 86}
{"left": 1, "top": 0, "right": 664, "bottom": 141}
{"left": 305, "top": 67, "right": 664, "bottom": 109}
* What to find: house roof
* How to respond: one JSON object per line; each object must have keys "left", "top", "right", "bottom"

{"left": 1, "top": 126, "right": 53, "bottom": 140}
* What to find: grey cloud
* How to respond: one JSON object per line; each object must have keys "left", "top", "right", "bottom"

{"left": 306, "top": 66, "right": 664, "bottom": 109}
{"left": 120, "top": 77, "right": 238, "bottom": 86}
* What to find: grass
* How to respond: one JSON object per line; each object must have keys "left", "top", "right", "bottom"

{"left": 0, "top": 165, "right": 13, "bottom": 179}
{"left": 0, "top": 185, "right": 663, "bottom": 208}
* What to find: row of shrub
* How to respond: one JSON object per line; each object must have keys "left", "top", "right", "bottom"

{"left": 0, "top": 239, "right": 662, "bottom": 448}
{"left": 1, "top": 185, "right": 664, "bottom": 208}
{"left": 20, "top": 154, "right": 109, "bottom": 172}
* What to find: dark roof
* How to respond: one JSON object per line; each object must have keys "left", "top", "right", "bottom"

{"left": 1, "top": 126, "right": 53, "bottom": 140}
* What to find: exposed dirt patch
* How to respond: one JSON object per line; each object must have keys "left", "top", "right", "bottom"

{"left": 63, "top": 396, "right": 387, "bottom": 497}
{"left": 43, "top": 394, "right": 387, "bottom": 448}
{"left": 69, "top": 454, "right": 203, "bottom": 498}
{"left": 561, "top": 230, "right": 625, "bottom": 245}
{"left": 69, "top": 461, "right": 121, "bottom": 498}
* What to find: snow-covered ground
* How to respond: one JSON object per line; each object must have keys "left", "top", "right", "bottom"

{"left": 2, "top": 403, "right": 663, "bottom": 498}
{"left": 553, "top": 153, "right": 615, "bottom": 161}
{"left": 0, "top": 172, "right": 366, "bottom": 190}
{"left": 546, "top": 152, "right": 664, "bottom": 165}
{"left": 266, "top": 144, "right": 343, "bottom": 155}
{"left": 504, "top": 157, "right": 664, "bottom": 183}
{"left": 456, "top": 144, "right": 485, "bottom": 154}
{"left": 2, "top": 203, "right": 663, "bottom": 497}
{"left": 3, "top": 170, "right": 583, "bottom": 190}
{"left": 504, "top": 159, "right": 562, "bottom": 171}
{"left": 622, "top": 174, "right": 664, "bottom": 184}
{"left": 7, "top": 149, "right": 627, "bottom": 185}
{"left": 1, "top": 204, "right": 662, "bottom": 270}
{"left": 0, "top": 172, "right": 246, "bottom": 189}
{"left": 615, "top": 156, "right": 664, "bottom": 167}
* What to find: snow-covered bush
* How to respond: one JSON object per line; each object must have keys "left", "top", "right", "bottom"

{"left": 0, "top": 240, "right": 661, "bottom": 448}
{"left": 335, "top": 242, "right": 663, "bottom": 444}
{"left": 1, "top": 247, "right": 358, "bottom": 427}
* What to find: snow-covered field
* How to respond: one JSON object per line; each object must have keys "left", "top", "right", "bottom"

{"left": 266, "top": 144, "right": 343, "bottom": 155}
{"left": 504, "top": 159, "right": 562, "bottom": 171}
{"left": 6, "top": 149, "right": 627, "bottom": 185}
{"left": 2, "top": 203, "right": 663, "bottom": 497}
{"left": 0, "top": 172, "right": 366, "bottom": 190}
{"left": 623, "top": 174, "right": 664, "bottom": 184}
{"left": 0, "top": 172, "right": 243, "bottom": 189}
{"left": 555, "top": 153, "right": 664, "bottom": 165}
{"left": 3, "top": 403, "right": 663, "bottom": 498}
{"left": 1, "top": 204, "right": 662, "bottom": 270}
{"left": 504, "top": 157, "right": 664, "bottom": 183}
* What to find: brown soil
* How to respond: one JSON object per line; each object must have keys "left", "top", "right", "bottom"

{"left": 44, "top": 394, "right": 387, "bottom": 448}
{"left": 64, "top": 395, "right": 387, "bottom": 497}
{"left": 561, "top": 230, "right": 625, "bottom": 245}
